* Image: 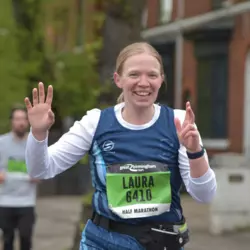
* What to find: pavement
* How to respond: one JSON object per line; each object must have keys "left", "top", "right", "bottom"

{"left": 1, "top": 195, "right": 250, "bottom": 250}
{"left": 32, "top": 196, "right": 82, "bottom": 250}
{"left": 182, "top": 196, "right": 250, "bottom": 250}
{"left": 0, "top": 196, "right": 82, "bottom": 250}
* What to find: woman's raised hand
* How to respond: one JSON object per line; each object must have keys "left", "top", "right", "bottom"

{"left": 24, "top": 82, "right": 55, "bottom": 138}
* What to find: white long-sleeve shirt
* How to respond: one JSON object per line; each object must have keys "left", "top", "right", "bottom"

{"left": 25, "top": 103, "right": 217, "bottom": 203}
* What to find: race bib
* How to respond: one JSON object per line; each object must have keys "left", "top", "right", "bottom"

{"left": 7, "top": 159, "right": 27, "bottom": 173}
{"left": 106, "top": 162, "right": 172, "bottom": 219}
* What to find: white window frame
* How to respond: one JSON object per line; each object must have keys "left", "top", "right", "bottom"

{"left": 159, "top": 0, "right": 173, "bottom": 23}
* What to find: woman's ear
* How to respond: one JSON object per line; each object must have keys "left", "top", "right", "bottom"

{"left": 113, "top": 72, "right": 122, "bottom": 89}
{"left": 161, "top": 74, "right": 165, "bottom": 84}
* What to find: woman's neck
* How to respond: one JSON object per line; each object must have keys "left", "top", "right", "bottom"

{"left": 122, "top": 103, "right": 155, "bottom": 125}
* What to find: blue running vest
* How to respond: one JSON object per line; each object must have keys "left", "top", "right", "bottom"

{"left": 89, "top": 105, "right": 184, "bottom": 224}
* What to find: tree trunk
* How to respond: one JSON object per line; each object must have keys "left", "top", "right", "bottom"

{"left": 98, "top": 0, "right": 146, "bottom": 83}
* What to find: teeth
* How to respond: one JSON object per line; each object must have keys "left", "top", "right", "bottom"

{"left": 135, "top": 92, "right": 149, "bottom": 96}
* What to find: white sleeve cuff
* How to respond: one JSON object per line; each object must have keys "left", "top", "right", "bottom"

{"left": 189, "top": 167, "right": 214, "bottom": 184}
{"left": 29, "top": 130, "right": 48, "bottom": 143}
{"left": 187, "top": 167, "right": 217, "bottom": 203}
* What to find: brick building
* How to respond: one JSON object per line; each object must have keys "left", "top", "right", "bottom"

{"left": 142, "top": 0, "right": 250, "bottom": 155}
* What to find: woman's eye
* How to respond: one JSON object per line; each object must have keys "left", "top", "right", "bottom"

{"left": 149, "top": 74, "right": 157, "bottom": 78}
{"left": 129, "top": 73, "right": 139, "bottom": 78}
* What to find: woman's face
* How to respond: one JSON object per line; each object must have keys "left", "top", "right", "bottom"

{"left": 114, "top": 53, "right": 163, "bottom": 109}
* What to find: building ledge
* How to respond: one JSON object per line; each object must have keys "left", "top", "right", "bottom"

{"left": 141, "top": 2, "right": 250, "bottom": 43}
{"left": 203, "top": 139, "right": 230, "bottom": 150}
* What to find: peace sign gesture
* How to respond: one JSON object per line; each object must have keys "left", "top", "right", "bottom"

{"left": 24, "top": 82, "right": 55, "bottom": 135}
{"left": 174, "top": 102, "right": 201, "bottom": 153}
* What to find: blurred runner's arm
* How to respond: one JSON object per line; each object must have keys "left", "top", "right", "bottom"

{"left": 0, "top": 138, "right": 6, "bottom": 183}
{"left": 0, "top": 171, "right": 5, "bottom": 184}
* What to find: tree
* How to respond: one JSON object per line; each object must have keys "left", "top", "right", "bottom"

{"left": 98, "top": 0, "right": 146, "bottom": 83}
{"left": 53, "top": 44, "right": 102, "bottom": 119}
{"left": 41, "top": 0, "right": 104, "bottom": 120}
{"left": 0, "top": 0, "right": 27, "bottom": 132}
{"left": 3, "top": 0, "right": 104, "bottom": 127}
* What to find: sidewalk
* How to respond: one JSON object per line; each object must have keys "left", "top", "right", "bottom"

{"left": 182, "top": 196, "right": 250, "bottom": 250}
{"left": 33, "top": 196, "right": 82, "bottom": 250}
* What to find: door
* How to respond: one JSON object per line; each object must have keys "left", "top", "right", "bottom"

{"left": 244, "top": 50, "right": 250, "bottom": 156}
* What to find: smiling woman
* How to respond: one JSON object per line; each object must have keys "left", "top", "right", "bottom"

{"left": 24, "top": 42, "right": 217, "bottom": 250}
{"left": 116, "top": 43, "right": 164, "bottom": 105}
{"left": 114, "top": 43, "right": 164, "bottom": 125}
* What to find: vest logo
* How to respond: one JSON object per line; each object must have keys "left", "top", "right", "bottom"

{"left": 120, "top": 163, "right": 157, "bottom": 172}
{"left": 102, "top": 140, "right": 114, "bottom": 151}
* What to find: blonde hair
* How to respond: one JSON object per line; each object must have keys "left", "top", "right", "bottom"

{"left": 115, "top": 42, "right": 164, "bottom": 103}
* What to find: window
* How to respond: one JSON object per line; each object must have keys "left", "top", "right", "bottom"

{"left": 243, "top": 50, "right": 250, "bottom": 155}
{"left": 159, "top": 0, "right": 173, "bottom": 23}
{"left": 195, "top": 41, "right": 228, "bottom": 139}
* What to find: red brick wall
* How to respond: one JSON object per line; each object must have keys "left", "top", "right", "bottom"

{"left": 147, "top": 0, "right": 159, "bottom": 28}
{"left": 228, "top": 13, "right": 250, "bottom": 152}
{"left": 184, "top": 0, "right": 211, "bottom": 18}
{"left": 182, "top": 41, "right": 197, "bottom": 109}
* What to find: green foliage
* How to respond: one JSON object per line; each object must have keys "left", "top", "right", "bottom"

{"left": 82, "top": 189, "right": 94, "bottom": 205}
{"left": 0, "top": 0, "right": 108, "bottom": 134}
{"left": 53, "top": 50, "right": 101, "bottom": 118}
{"left": 0, "top": 0, "right": 28, "bottom": 132}
{"left": 92, "top": 12, "right": 106, "bottom": 31}
{"left": 44, "top": 1, "right": 106, "bottom": 119}
{"left": 12, "top": 0, "right": 46, "bottom": 84}
{"left": 53, "top": 35, "right": 109, "bottom": 118}
{"left": 0, "top": 0, "right": 51, "bottom": 132}
{"left": 0, "top": 0, "right": 125, "bottom": 133}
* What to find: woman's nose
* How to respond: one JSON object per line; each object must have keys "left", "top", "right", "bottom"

{"left": 137, "top": 75, "right": 150, "bottom": 86}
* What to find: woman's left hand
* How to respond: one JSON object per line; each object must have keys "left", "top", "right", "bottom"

{"left": 175, "top": 102, "right": 201, "bottom": 153}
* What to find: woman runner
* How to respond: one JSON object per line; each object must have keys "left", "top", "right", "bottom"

{"left": 24, "top": 42, "right": 217, "bottom": 250}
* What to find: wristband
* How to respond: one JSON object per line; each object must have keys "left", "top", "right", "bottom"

{"left": 186, "top": 146, "right": 205, "bottom": 160}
